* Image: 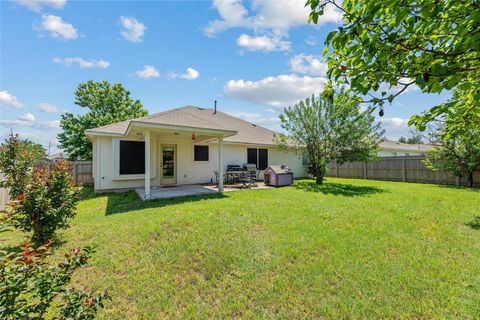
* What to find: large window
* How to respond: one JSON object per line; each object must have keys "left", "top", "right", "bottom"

{"left": 247, "top": 148, "right": 268, "bottom": 170}
{"left": 194, "top": 145, "right": 209, "bottom": 161}
{"left": 119, "top": 140, "right": 145, "bottom": 175}
{"left": 247, "top": 148, "right": 257, "bottom": 165}
{"left": 258, "top": 149, "right": 268, "bottom": 170}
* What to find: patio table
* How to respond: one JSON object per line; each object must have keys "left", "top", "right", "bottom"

{"left": 225, "top": 170, "right": 254, "bottom": 188}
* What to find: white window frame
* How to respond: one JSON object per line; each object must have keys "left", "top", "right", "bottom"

{"left": 112, "top": 137, "right": 156, "bottom": 180}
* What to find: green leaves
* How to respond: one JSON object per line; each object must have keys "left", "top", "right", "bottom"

{"left": 307, "top": 0, "right": 480, "bottom": 117}
{"left": 0, "top": 240, "right": 109, "bottom": 319}
{"left": 58, "top": 81, "right": 148, "bottom": 160}
{"left": 276, "top": 89, "right": 383, "bottom": 184}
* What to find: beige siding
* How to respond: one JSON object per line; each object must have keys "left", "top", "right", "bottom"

{"left": 94, "top": 135, "right": 308, "bottom": 191}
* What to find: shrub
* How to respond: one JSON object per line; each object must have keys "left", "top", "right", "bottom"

{"left": 8, "top": 160, "right": 80, "bottom": 244}
{"left": 0, "top": 239, "right": 109, "bottom": 319}
{"left": 0, "top": 133, "right": 36, "bottom": 199}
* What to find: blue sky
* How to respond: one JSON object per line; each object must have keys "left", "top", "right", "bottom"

{"left": 0, "top": 0, "right": 450, "bottom": 152}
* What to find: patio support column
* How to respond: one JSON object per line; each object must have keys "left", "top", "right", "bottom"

{"left": 144, "top": 130, "right": 151, "bottom": 199}
{"left": 218, "top": 136, "right": 224, "bottom": 192}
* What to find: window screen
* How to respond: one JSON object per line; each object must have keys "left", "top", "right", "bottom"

{"left": 258, "top": 149, "right": 268, "bottom": 170}
{"left": 247, "top": 148, "right": 257, "bottom": 167}
{"left": 194, "top": 145, "right": 209, "bottom": 161}
{"left": 119, "top": 141, "right": 145, "bottom": 175}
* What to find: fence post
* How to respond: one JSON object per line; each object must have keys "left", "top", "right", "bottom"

{"left": 402, "top": 157, "right": 406, "bottom": 182}
{"left": 335, "top": 162, "right": 339, "bottom": 178}
{"left": 455, "top": 176, "right": 460, "bottom": 186}
{"left": 364, "top": 162, "right": 367, "bottom": 179}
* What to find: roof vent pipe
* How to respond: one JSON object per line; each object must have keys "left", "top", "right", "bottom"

{"left": 214, "top": 100, "right": 217, "bottom": 114}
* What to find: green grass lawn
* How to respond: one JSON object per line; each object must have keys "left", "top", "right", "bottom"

{"left": 3, "top": 178, "right": 480, "bottom": 319}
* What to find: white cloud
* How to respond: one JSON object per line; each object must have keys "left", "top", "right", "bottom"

{"left": 380, "top": 117, "right": 413, "bottom": 139}
{"left": 0, "top": 119, "right": 60, "bottom": 130}
{"left": 179, "top": 67, "right": 200, "bottom": 80}
{"left": 53, "top": 57, "right": 110, "bottom": 68}
{"left": 168, "top": 68, "right": 200, "bottom": 80}
{"left": 0, "top": 91, "right": 23, "bottom": 109}
{"left": 226, "top": 111, "right": 280, "bottom": 127}
{"left": 18, "top": 113, "right": 36, "bottom": 122}
{"left": 237, "top": 34, "right": 290, "bottom": 52}
{"left": 134, "top": 65, "right": 160, "bottom": 79}
{"left": 39, "top": 14, "right": 78, "bottom": 40}
{"left": 204, "top": 0, "right": 342, "bottom": 36}
{"left": 378, "top": 77, "right": 420, "bottom": 96}
{"left": 16, "top": 0, "right": 66, "bottom": 12}
{"left": 381, "top": 117, "right": 409, "bottom": 128}
{"left": 204, "top": 0, "right": 249, "bottom": 35}
{"left": 289, "top": 54, "right": 328, "bottom": 77}
{"left": 120, "top": 16, "right": 146, "bottom": 43}
{"left": 37, "top": 103, "right": 60, "bottom": 113}
{"left": 224, "top": 74, "right": 327, "bottom": 109}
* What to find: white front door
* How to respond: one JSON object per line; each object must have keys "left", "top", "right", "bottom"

{"left": 160, "top": 144, "right": 176, "bottom": 185}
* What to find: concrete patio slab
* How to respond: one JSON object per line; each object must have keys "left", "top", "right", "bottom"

{"left": 136, "top": 183, "right": 273, "bottom": 200}
{"left": 136, "top": 184, "right": 217, "bottom": 200}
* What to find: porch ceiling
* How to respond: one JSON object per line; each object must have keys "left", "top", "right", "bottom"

{"left": 128, "top": 122, "right": 237, "bottom": 138}
{"left": 131, "top": 129, "right": 222, "bottom": 143}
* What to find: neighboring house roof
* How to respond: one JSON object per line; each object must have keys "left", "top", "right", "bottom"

{"left": 42, "top": 152, "right": 68, "bottom": 161}
{"left": 86, "top": 105, "right": 278, "bottom": 146}
{"left": 379, "top": 139, "right": 432, "bottom": 152}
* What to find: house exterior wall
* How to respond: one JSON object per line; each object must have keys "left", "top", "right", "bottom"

{"left": 93, "top": 134, "right": 308, "bottom": 191}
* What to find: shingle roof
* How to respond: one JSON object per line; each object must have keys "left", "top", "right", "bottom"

{"left": 85, "top": 107, "right": 435, "bottom": 150}
{"left": 379, "top": 139, "right": 431, "bottom": 152}
{"left": 86, "top": 105, "right": 277, "bottom": 146}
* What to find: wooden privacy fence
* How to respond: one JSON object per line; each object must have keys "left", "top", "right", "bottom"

{"left": 327, "top": 156, "right": 480, "bottom": 187}
{"left": 35, "top": 160, "right": 94, "bottom": 186}
{"left": 0, "top": 160, "right": 93, "bottom": 210}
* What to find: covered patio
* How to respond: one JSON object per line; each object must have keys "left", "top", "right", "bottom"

{"left": 124, "top": 119, "right": 237, "bottom": 199}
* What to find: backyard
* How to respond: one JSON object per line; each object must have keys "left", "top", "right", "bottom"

{"left": 3, "top": 178, "right": 479, "bottom": 319}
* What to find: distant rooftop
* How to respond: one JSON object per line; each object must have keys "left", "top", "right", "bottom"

{"left": 380, "top": 139, "right": 431, "bottom": 152}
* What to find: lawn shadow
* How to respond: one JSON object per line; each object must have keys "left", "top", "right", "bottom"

{"left": 466, "top": 216, "right": 480, "bottom": 230}
{"left": 294, "top": 181, "right": 386, "bottom": 197}
{"left": 104, "top": 191, "right": 229, "bottom": 215}
{"left": 79, "top": 186, "right": 98, "bottom": 200}
{"left": 437, "top": 185, "right": 480, "bottom": 192}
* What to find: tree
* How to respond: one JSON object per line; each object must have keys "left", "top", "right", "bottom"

{"left": 421, "top": 99, "right": 480, "bottom": 188}
{"left": 398, "top": 133, "right": 424, "bottom": 144}
{"left": 276, "top": 90, "right": 384, "bottom": 184}
{"left": 58, "top": 81, "right": 148, "bottom": 160}
{"left": 409, "top": 87, "right": 480, "bottom": 136}
{"left": 306, "top": 0, "right": 480, "bottom": 121}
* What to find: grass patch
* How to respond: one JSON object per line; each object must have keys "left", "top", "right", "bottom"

{"left": 3, "top": 178, "right": 480, "bottom": 319}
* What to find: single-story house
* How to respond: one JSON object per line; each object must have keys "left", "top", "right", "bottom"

{"left": 85, "top": 105, "right": 308, "bottom": 198}
{"left": 378, "top": 139, "right": 432, "bottom": 157}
